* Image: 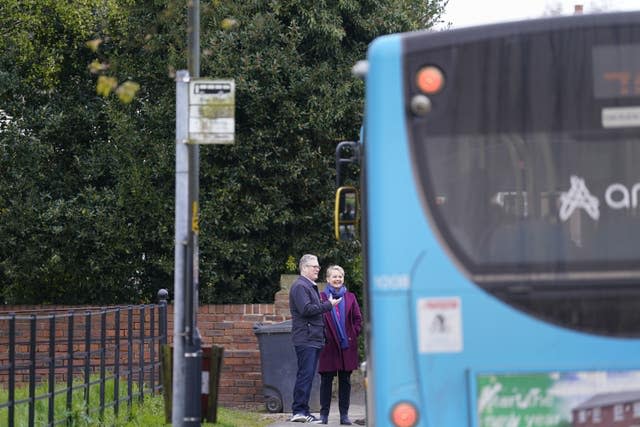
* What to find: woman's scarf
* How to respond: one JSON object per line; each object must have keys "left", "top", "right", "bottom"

{"left": 325, "top": 285, "right": 349, "bottom": 349}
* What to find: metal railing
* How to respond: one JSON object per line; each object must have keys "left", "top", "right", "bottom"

{"left": 0, "top": 291, "right": 168, "bottom": 427}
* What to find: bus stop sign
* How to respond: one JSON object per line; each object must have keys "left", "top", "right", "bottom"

{"left": 189, "top": 79, "right": 235, "bottom": 144}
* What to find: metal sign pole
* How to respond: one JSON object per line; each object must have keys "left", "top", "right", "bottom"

{"left": 184, "top": 0, "right": 202, "bottom": 425}
{"left": 174, "top": 1, "right": 202, "bottom": 425}
{"left": 174, "top": 2, "right": 236, "bottom": 423}
{"left": 173, "top": 68, "right": 190, "bottom": 426}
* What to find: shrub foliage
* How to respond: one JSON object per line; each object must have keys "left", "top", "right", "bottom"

{"left": 0, "top": 0, "right": 445, "bottom": 304}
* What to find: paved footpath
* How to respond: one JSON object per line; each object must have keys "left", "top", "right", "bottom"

{"left": 264, "top": 387, "right": 366, "bottom": 426}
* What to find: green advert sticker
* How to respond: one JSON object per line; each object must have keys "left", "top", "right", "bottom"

{"left": 476, "top": 370, "right": 640, "bottom": 427}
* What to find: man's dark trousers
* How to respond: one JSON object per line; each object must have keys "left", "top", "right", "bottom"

{"left": 292, "top": 345, "right": 321, "bottom": 415}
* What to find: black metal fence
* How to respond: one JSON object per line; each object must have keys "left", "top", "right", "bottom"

{"left": 0, "top": 293, "right": 168, "bottom": 427}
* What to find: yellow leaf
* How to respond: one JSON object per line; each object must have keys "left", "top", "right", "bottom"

{"left": 221, "top": 18, "right": 239, "bottom": 30}
{"left": 88, "top": 60, "right": 108, "bottom": 74}
{"left": 115, "top": 80, "right": 141, "bottom": 104}
{"left": 86, "top": 38, "right": 103, "bottom": 52}
{"left": 96, "top": 76, "right": 118, "bottom": 97}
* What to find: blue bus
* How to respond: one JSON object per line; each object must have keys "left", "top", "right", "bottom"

{"left": 335, "top": 11, "right": 640, "bottom": 427}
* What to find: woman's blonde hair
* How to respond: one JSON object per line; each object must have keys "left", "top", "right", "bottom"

{"left": 325, "top": 265, "right": 345, "bottom": 280}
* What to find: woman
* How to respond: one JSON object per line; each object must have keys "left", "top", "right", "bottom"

{"left": 318, "top": 265, "right": 363, "bottom": 425}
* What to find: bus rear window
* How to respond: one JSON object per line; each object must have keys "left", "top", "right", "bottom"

{"left": 416, "top": 132, "right": 640, "bottom": 279}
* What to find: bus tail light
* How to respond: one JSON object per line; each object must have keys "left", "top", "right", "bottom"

{"left": 416, "top": 65, "right": 444, "bottom": 94}
{"left": 390, "top": 402, "right": 419, "bottom": 427}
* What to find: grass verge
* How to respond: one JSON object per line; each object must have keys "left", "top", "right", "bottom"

{"left": 1, "top": 380, "right": 275, "bottom": 427}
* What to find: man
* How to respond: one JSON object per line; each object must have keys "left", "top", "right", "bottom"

{"left": 289, "top": 254, "right": 341, "bottom": 423}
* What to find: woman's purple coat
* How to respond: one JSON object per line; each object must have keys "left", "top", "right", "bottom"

{"left": 318, "top": 289, "right": 363, "bottom": 373}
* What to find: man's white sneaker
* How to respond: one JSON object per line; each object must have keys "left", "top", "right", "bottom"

{"left": 291, "top": 413, "right": 323, "bottom": 423}
{"left": 291, "top": 413, "right": 310, "bottom": 422}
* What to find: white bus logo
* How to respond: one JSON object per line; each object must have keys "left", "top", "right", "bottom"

{"left": 559, "top": 176, "right": 640, "bottom": 221}
{"left": 559, "top": 176, "right": 600, "bottom": 221}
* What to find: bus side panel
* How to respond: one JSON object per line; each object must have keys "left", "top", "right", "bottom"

{"left": 366, "top": 34, "right": 435, "bottom": 427}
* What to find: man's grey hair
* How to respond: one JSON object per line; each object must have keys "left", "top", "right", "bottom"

{"left": 299, "top": 254, "right": 318, "bottom": 272}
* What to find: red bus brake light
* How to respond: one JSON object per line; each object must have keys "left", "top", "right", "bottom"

{"left": 390, "top": 402, "right": 419, "bottom": 427}
{"left": 416, "top": 65, "right": 444, "bottom": 94}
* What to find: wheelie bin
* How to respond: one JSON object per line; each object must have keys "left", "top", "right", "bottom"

{"left": 253, "top": 320, "right": 320, "bottom": 413}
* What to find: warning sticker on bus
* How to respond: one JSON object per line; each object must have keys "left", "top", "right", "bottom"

{"left": 417, "top": 297, "right": 463, "bottom": 353}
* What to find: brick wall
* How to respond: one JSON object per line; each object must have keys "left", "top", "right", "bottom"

{"left": 181, "top": 281, "right": 294, "bottom": 409}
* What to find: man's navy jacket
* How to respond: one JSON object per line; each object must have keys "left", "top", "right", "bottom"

{"left": 289, "top": 275, "right": 333, "bottom": 348}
